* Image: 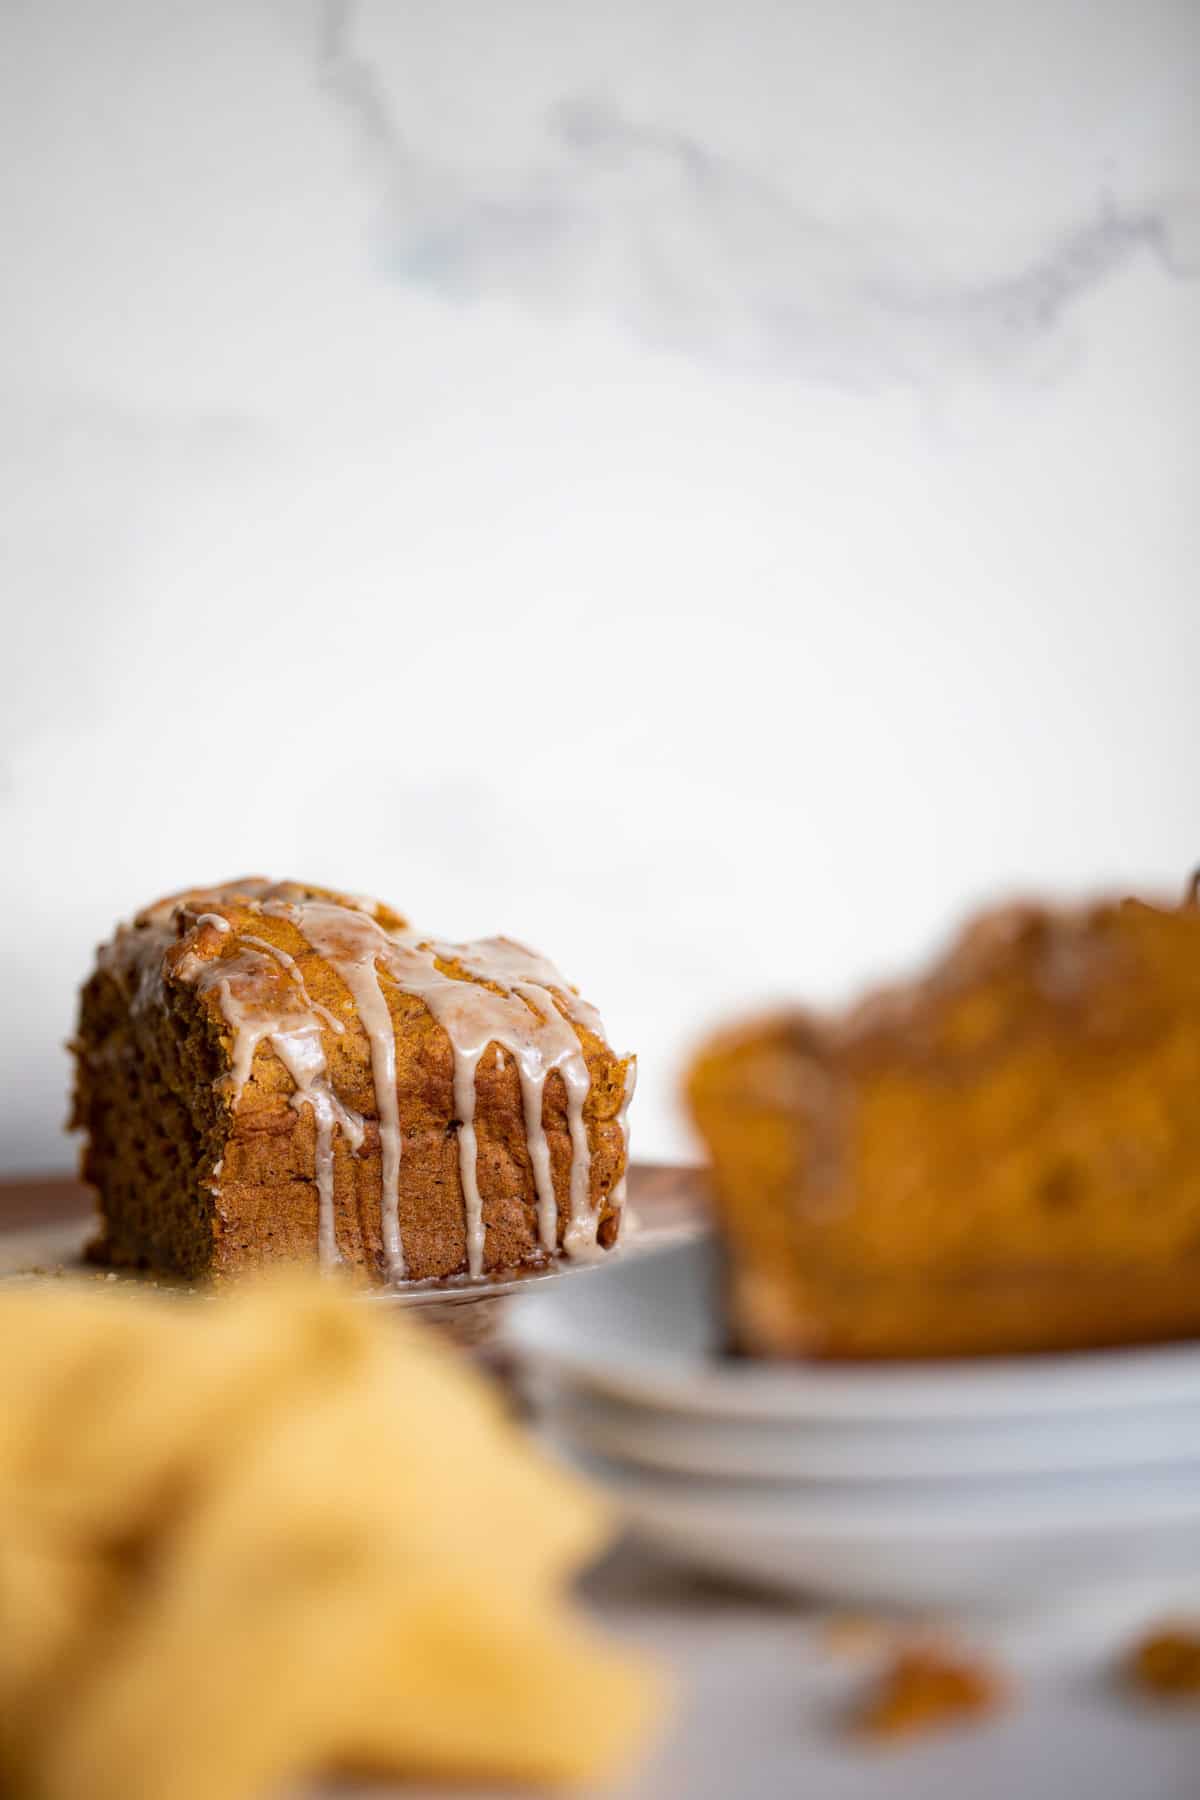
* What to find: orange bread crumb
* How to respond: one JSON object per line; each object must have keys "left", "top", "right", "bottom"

{"left": 853, "top": 1647, "right": 1005, "bottom": 1741}
{"left": 1127, "top": 1627, "right": 1200, "bottom": 1700}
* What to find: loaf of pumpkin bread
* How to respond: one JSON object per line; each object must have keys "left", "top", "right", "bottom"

{"left": 688, "top": 895, "right": 1200, "bottom": 1358}
{"left": 72, "top": 880, "right": 634, "bottom": 1284}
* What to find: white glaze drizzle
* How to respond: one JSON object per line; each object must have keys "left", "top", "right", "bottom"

{"left": 260, "top": 902, "right": 408, "bottom": 1279}
{"left": 239, "top": 934, "right": 346, "bottom": 1034}
{"left": 101, "top": 925, "right": 173, "bottom": 1014}
{"left": 99, "top": 883, "right": 630, "bottom": 1284}
{"left": 452, "top": 1042, "right": 487, "bottom": 1277}
{"left": 519, "top": 1052, "right": 558, "bottom": 1256}
{"left": 268, "top": 1020, "right": 364, "bottom": 1267}
{"left": 435, "top": 938, "right": 608, "bottom": 1261}
{"left": 262, "top": 904, "right": 618, "bottom": 1279}
{"left": 609, "top": 1057, "right": 637, "bottom": 1212}
{"left": 179, "top": 944, "right": 364, "bottom": 1269}
{"left": 194, "top": 912, "right": 233, "bottom": 934}
{"left": 405, "top": 935, "right": 613, "bottom": 1271}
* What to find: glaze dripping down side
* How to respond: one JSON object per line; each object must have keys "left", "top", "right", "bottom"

{"left": 103, "top": 883, "right": 631, "bottom": 1283}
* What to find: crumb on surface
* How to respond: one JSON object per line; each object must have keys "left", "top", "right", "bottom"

{"left": 852, "top": 1646, "right": 1006, "bottom": 1742}
{"left": 1127, "top": 1627, "right": 1200, "bottom": 1700}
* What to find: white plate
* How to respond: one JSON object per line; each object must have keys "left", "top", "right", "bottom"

{"left": 546, "top": 1436, "right": 1200, "bottom": 1610}
{"left": 541, "top": 1382, "right": 1200, "bottom": 1482}
{"left": 509, "top": 1239, "right": 1200, "bottom": 1420}
{"left": 0, "top": 1209, "right": 703, "bottom": 1305}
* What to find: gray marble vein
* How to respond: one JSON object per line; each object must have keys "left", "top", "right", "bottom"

{"left": 317, "top": 0, "right": 1195, "bottom": 390}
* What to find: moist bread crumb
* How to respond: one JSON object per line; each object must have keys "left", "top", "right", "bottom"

{"left": 852, "top": 1647, "right": 1006, "bottom": 1741}
{"left": 1126, "top": 1626, "right": 1200, "bottom": 1700}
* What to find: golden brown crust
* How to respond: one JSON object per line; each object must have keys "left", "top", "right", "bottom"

{"left": 689, "top": 895, "right": 1200, "bottom": 1358}
{"left": 74, "top": 882, "right": 630, "bottom": 1283}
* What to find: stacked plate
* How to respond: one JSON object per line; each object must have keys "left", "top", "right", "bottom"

{"left": 507, "top": 1239, "right": 1200, "bottom": 1612}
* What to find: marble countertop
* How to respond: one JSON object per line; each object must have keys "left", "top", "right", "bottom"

{"left": 315, "top": 1541, "right": 1200, "bottom": 1800}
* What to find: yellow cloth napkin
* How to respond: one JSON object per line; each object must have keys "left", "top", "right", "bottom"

{"left": 0, "top": 1274, "right": 663, "bottom": 1799}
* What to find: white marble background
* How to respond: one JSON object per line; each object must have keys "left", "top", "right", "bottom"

{"left": 1, "top": 0, "right": 1198, "bottom": 1169}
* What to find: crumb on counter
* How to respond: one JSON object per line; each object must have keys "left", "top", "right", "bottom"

{"left": 851, "top": 1646, "right": 1006, "bottom": 1742}
{"left": 1127, "top": 1627, "right": 1200, "bottom": 1700}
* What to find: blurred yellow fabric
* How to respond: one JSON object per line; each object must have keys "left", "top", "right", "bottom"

{"left": 0, "top": 1275, "right": 663, "bottom": 1800}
